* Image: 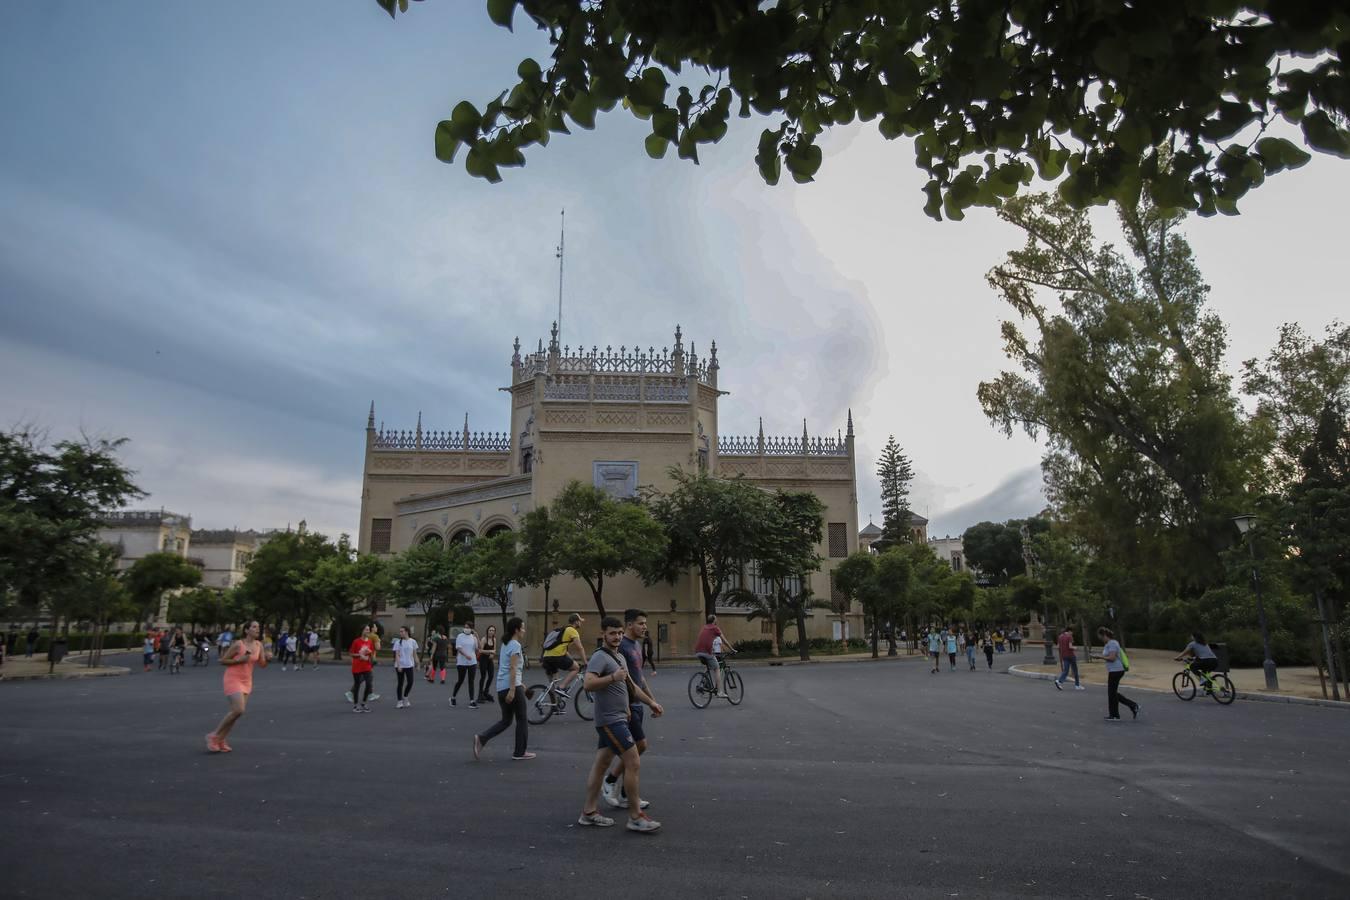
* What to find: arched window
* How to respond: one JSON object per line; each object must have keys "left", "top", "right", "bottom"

{"left": 449, "top": 528, "right": 475, "bottom": 547}
{"left": 419, "top": 532, "right": 444, "bottom": 548}
{"left": 484, "top": 523, "right": 512, "bottom": 538}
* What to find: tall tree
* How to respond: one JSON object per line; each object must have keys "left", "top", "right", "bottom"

{"left": 123, "top": 552, "right": 202, "bottom": 626}
{"left": 0, "top": 428, "right": 143, "bottom": 622}
{"left": 875, "top": 436, "right": 915, "bottom": 549}
{"left": 753, "top": 490, "right": 827, "bottom": 661}
{"left": 550, "top": 481, "right": 667, "bottom": 619}
{"left": 380, "top": 0, "right": 1347, "bottom": 217}
{"left": 387, "top": 540, "right": 464, "bottom": 637}
{"left": 835, "top": 549, "right": 912, "bottom": 658}
{"left": 644, "top": 467, "right": 774, "bottom": 619}
{"left": 457, "top": 530, "right": 521, "bottom": 634}
{"left": 517, "top": 506, "right": 561, "bottom": 624}
{"left": 978, "top": 194, "right": 1262, "bottom": 594}
{"left": 1243, "top": 321, "right": 1350, "bottom": 490}
{"left": 961, "top": 518, "right": 1049, "bottom": 585}
{"left": 236, "top": 530, "right": 340, "bottom": 636}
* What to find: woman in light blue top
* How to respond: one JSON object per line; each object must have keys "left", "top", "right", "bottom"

{"left": 473, "top": 617, "right": 533, "bottom": 760}
{"left": 1097, "top": 626, "right": 1138, "bottom": 721}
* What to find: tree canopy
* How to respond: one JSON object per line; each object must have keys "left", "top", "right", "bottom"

{"left": 875, "top": 436, "right": 915, "bottom": 548}
{"left": 379, "top": 0, "right": 1348, "bottom": 218}
{"left": 550, "top": 480, "right": 667, "bottom": 618}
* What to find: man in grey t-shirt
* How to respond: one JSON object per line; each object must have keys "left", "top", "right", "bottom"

{"left": 577, "top": 616, "right": 664, "bottom": 833}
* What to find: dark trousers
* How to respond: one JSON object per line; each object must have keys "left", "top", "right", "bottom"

{"left": 1107, "top": 669, "right": 1136, "bottom": 718}
{"left": 351, "top": 670, "right": 372, "bottom": 704}
{"left": 477, "top": 656, "right": 493, "bottom": 698}
{"left": 395, "top": 666, "right": 414, "bottom": 700}
{"left": 453, "top": 664, "right": 477, "bottom": 699}
{"left": 478, "top": 688, "right": 528, "bottom": 757}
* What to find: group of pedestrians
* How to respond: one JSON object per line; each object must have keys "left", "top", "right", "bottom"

{"left": 924, "top": 625, "right": 1010, "bottom": 673}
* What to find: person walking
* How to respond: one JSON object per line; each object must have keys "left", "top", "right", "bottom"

{"left": 926, "top": 627, "right": 942, "bottom": 673}
{"left": 346, "top": 625, "right": 375, "bottom": 713}
{"left": 142, "top": 633, "right": 155, "bottom": 672}
{"left": 427, "top": 629, "right": 448, "bottom": 683}
{"left": 473, "top": 617, "right": 531, "bottom": 761}
{"left": 1053, "top": 626, "right": 1085, "bottom": 691}
{"left": 964, "top": 629, "right": 978, "bottom": 670}
{"left": 450, "top": 623, "right": 479, "bottom": 709}
{"left": 306, "top": 628, "right": 321, "bottom": 668}
{"left": 982, "top": 632, "right": 995, "bottom": 670}
{"left": 642, "top": 632, "right": 656, "bottom": 672}
{"left": 576, "top": 616, "right": 664, "bottom": 833}
{"left": 602, "top": 609, "right": 660, "bottom": 813}
{"left": 157, "top": 629, "right": 172, "bottom": 671}
{"left": 206, "top": 620, "right": 269, "bottom": 752}
{"left": 476, "top": 624, "right": 497, "bottom": 703}
{"left": 392, "top": 626, "right": 420, "bottom": 708}
{"left": 216, "top": 628, "right": 233, "bottom": 660}
{"left": 945, "top": 628, "right": 959, "bottom": 671}
{"left": 1098, "top": 627, "right": 1138, "bottom": 721}
{"left": 366, "top": 624, "right": 383, "bottom": 702}
{"left": 25, "top": 627, "right": 39, "bottom": 658}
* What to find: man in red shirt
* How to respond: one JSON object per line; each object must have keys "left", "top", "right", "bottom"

{"left": 347, "top": 625, "right": 375, "bottom": 712}
{"left": 693, "top": 614, "right": 735, "bottom": 698}
{"left": 1053, "top": 626, "right": 1083, "bottom": 691}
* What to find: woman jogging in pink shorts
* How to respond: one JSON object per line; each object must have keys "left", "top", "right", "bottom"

{"left": 207, "top": 620, "right": 269, "bottom": 753}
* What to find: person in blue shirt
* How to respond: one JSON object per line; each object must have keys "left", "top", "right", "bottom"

{"left": 926, "top": 628, "right": 942, "bottom": 673}
{"left": 945, "top": 629, "right": 959, "bottom": 671}
{"left": 472, "top": 617, "right": 532, "bottom": 760}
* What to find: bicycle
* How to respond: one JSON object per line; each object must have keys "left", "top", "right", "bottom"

{"left": 688, "top": 653, "right": 744, "bottom": 708}
{"left": 524, "top": 674, "right": 594, "bottom": 724}
{"left": 1172, "top": 663, "right": 1236, "bottom": 704}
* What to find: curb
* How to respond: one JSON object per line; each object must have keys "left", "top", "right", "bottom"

{"left": 1006, "top": 664, "right": 1350, "bottom": 711}
{"left": 0, "top": 666, "right": 130, "bottom": 682}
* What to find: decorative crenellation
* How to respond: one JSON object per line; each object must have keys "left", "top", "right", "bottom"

{"left": 718, "top": 425, "right": 849, "bottom": 458}
{"left": 374, "top": 424, "right": 511, "bottom": 452}
{"left": 513, "top": 324, "right": 718, "bottom": 387}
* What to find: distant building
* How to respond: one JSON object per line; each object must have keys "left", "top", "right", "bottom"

{"left": 927, "top": 535, "right": 966, "bottom": 573}
{"left": 190, "top": 529, "right": 267, "bottom": 589}
{"left": 858, "top": 514, "right": 929, "bottom": 554}
{"left": 97, "top": 510, "right": 195, "bottom": 624}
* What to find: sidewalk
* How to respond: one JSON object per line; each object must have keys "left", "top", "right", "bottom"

{"left": 0, "top": 650, "right": 130, "bottom": 681}
{"left": 1013, "top": 645, "right": 1348, "bottom": 705}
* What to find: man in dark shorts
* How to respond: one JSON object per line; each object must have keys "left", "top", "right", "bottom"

{"left": 541, "top": 612, "right": 586, "bottom": 696}
{"left": 577, "top": 616, "right": 663, "bottom": 833}
{"left": 603, "top": 608, "right": 658, "bottom": 812}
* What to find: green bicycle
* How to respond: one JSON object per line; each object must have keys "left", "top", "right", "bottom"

{"left": 1172, "top": 663, "right": 1236, "bottom": 705}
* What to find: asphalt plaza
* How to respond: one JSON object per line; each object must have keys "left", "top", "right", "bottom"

{"left": 2, "top": 652, "right": 1348, "bottom": 899}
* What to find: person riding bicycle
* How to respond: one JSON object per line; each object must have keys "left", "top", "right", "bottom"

{"left": 541, "top": 613, "right": 586, "bottom": 696}
{"left": 1176, "top": 631, "right": 1219, "bottom": 690}
{"left": 694, "top": 614, "right": 736, "bottom": 699}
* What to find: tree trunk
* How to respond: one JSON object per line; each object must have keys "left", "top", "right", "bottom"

{"left": 699, "top": 563, "right": 716, "bottom": 621}
{"left": 795, "top": 608, "right": 810, "bottom": 661}
{"left": 870, "top": 607, "right": 879, "bottom": 659}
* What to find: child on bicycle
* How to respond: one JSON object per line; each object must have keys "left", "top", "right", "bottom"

{"left": 1175, "top": 632, "right": 1219, "bottom": 687}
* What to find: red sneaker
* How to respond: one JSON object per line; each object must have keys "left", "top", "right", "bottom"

{"left": 205, "top": 734, "right": 223, "bottom": 753}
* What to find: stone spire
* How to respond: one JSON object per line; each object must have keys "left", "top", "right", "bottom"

{"left": 847, "top": 408, "right": 854, "bottom": 437}
{"left": 549, "top": 321, "right": 560, "bottom": 353}
{"left": 415, "top": 411, "right": 423, "bottom": 448}
{"left": 367, "top": 402, "right": 375, "bottom": 429}
{"left": 757, "top": 417, "right": 765, "bottom": 454}
{"left": 511, "top": 336, "right": 521, "bottom": 368}
{"left": 802, "top": 418, "right": 809, "bottom": 455}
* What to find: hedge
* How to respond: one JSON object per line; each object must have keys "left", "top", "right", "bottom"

{"left": 3, "top": 632, "right": 144, "bottom": 655}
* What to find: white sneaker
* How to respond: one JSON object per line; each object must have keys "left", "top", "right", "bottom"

{"left": 623, "top": 793, "right": 651, "bottom": 810}
{"left": 344, "top": 691, "right": 354, "bottom": 703}
{"left": 1074, "top": 685, "right": 1086, "bottom": 691}
{"left": 626, "top": 814, "right": 661, "bottom": 833}
{"left": 602, "top": 780, "right": 623, "bottom": 809}
{"left": 396, "top": 700, "right": 405, "bottom": 709}
{"left": 577, "top": 811, "right": 614, "bottom": 827}
{"left": 404, "top": 698, "right": 412, "bottom": 707}
{"left": 369, "top": 693, "right": 381, "bottom": 702}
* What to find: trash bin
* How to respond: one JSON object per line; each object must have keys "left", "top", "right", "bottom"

{"left": 1211, "top": 642, "right": 1230, "bottom": 673}
{"left": 48, "top": 638, "right": 68, "bottom": 665}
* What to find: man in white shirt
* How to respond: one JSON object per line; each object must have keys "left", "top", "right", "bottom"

{"left": 392, "top": 626, "right": 420, "bottom": 708}
{"left": 451, "top": 624, "right": 480, "bottom": 709}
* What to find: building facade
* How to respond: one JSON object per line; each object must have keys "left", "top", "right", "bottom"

{"left": 190, "top": 529, "right": 266, "bottom": 589}
{"left": 96, "top": 510, "right": 195, "bottom": 624}
{"left": 358, "top": 325, "right": 863, "bottom": 657}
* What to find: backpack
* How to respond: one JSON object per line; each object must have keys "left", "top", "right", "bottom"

{"left": 1119, "top": 647, "right": 1130, "bottom": 672}
{"left": 541, "top": 626, "right": 567, "bottom": 651}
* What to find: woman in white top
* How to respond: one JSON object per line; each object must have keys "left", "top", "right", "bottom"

{"left": 392, "top": 626, "right": 420, "bottom": 708}
{"left": 1097, "top": 626, "right": 1139, "bottom": 721}
{"left": 451, "top": 624, "right": 480, "bottom": 709}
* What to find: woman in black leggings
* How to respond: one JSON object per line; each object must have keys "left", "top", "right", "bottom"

{"left": 450, "top": 625, "right": 479, "bottom": 709}
{"left": 392, "top": 626, "right": 419, "bottom": 708}
{"left": 473, "top": 617, "right": 532, "bottom": 760}
{"left": 477, "top": 625, "right": 497, "bottom": 702}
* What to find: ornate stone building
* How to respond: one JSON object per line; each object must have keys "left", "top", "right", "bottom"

{"left": 357, "top": 325, "right": 863, "bottom": 657}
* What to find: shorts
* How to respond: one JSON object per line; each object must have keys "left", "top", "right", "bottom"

{"left": 542, "top": 655, "right": 576, "bottom": 677}
{"left": 596, "top": 720, "right": 636, "bottom": 754}
{"left": 627, "top": 705, "right": 646, "bottom": 743}
{"left": 1189, "top": 657, "right": 1218, "bottom": 674}
{"left": 695, "top": 652, "right": 718, "bottom": 671}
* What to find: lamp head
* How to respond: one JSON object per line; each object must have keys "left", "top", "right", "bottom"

{"left": 1232, "top": 514, "right": 1256, "bottom": 535}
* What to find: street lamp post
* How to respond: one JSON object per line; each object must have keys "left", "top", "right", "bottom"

{"left": 1233, "top": 515, "right": 1280, "bottom": 691}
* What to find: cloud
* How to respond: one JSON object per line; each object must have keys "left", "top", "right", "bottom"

{"left": 926, "top": 465, "right": 1047, "bottom": 538}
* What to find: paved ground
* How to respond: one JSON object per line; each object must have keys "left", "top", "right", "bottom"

{"left": 2, "top": 653, "right": 1348, "bottom": 900}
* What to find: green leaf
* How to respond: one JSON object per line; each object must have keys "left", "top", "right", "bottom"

{"left": 652, "top": 108, "right": 678, "bottom": 142}
{"left": 449, "top": 101, "right": 482, "bottom": 140}
{"left": 1254, "top": 136, "right": 1312, "bottom": 173}
{"left": 517, "top": 58, "right": 541, "bottom": 81}
{"left": 644, "top": 133, "right": 669, "bottom": 160}
{"left": 784, "top": 142, "right": 822, "bottom": 183}
{"left": 1302, "top": 111, "right": 1350, "bottom": 159}
{"left": 464, "top": 146, "right": 502, "bottom": 183}
{"left": 376, "top": 0, "right": 396, "bottom": 19}
{"left": 567, "top": 91, "right": 597, "bottom": 129}
{"left": 922, "top": 179, "right": 943, "bottom": 221}
{"left": 486, "top": 0, "right": 516, "bottom": 30}
{"left": 434, "top": 121, "right": 462, "bottom": 163}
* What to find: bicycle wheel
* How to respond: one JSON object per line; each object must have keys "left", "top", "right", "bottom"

{"left": 1211, "top": 673, "right": 1236, "bottom": 705}
{"left": 524, "top": 684, "right": 555, "bottom": 724}
{"left": 574, "top": 686, "right": 595, "bottom": 721}
{"left": 724, "top": 670, "right": 744, "bottom": 705}
{"left": 688, "top": 671, "right": 712, "bottom": 708}
{"left": 1172, "top": 671, "right": 1196, "bottom": 701}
